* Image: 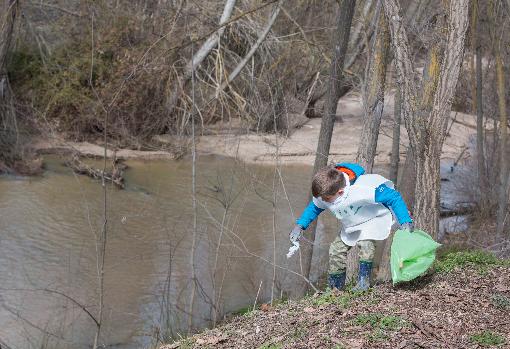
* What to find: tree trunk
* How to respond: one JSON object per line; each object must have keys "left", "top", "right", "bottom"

{"left": 469, "top": 0, "right": 478, "bottom": 114}
{"left": 474, "top": 26, "right": 487, "bottom": 205}
{"left": 383, "top": 0, "right": 469, "bottom": 239}
{"left": 489, "top": 0, "right": 509, "bottom": 235}
{"left": 376, "top": 229, "right": 394, "bottom": 282}
{"left": 395, "top": 41, "right": 444, "bottom": 213}
{"left": 301, "top": 0, "right": 356, "bottom": 291}
{"left": 345, "top": 0, "right": 376, "bottom": 70}
{"left": 312, "top": 0, "right": 356, "bottom": 173}
{"left": 356, "top": 10, "right": 390, "bottom": 172}
{"left": 389, "top": 85, "right": 401, "bottom": 184}
{"left": 0, "top": 0, "right": 19, "bottom": 171}
{"left": 397, "top": 147, "right": 416, "bottom": 210}
{"left": 378, "top": 85, "right": 401, "bottom": 282}
{"left": 475, "top": 44, "right": 487, "bottom": 196}
{"left": 495, "top": 53, "right": 508, "bottom": 235}
{"left": 355, "top": 7, "right": 391, "bottom": 282}
{"left": 348, "top": 0, "right": 374, "bottom": 58}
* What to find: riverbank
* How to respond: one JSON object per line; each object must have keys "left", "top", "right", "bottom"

{"left": 32, "top": 92, "right": 482, "bottom": 167}
{"left": 161, "top": 251, "right": 510, "bottom": 349}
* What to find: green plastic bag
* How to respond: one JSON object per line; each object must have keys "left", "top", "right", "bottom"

{"left": 390, "top": 229, "right": 441, "bottom": 284}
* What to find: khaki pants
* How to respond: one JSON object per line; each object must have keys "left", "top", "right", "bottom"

{"left": 328, "top": 236, "right": 375, "bottom": 274}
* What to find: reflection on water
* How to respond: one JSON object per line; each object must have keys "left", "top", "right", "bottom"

{"left": 0, "top": 155, "right": 338, "bottom": 348}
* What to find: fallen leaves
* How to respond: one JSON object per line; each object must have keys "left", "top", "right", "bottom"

{"left": 196, "top": 335, "right": 228, "bottom": 345}
{"left": 161, "top": 265, "right": 510, "bottom": 349}
{"left": 260, "top": 303, "right": 272, "bottom": 312}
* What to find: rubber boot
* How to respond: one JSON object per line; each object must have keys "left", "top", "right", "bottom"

{"left": 328, "top": 271, "right": 346, "bottom": 290}
{"left": 352, "top": 261, "right": 373, "bottom": 291}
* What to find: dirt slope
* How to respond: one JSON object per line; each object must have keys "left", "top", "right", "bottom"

{"left": 163, "top": 256, "right": 510, "bottom": 349}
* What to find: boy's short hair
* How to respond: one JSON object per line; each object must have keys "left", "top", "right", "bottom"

{"left": 312, "top": 165, "right": 346, "bottom": 198}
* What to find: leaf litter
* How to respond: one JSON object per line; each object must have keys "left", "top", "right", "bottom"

{"left": 165, "top": 265, "right": 510, "bottom": 348}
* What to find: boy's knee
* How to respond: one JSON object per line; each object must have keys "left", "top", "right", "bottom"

{"left": 328, "top": 237, "right": 349, "bottom": 273}
{"left": 329, "top": 237, "right": 349, "bottom": 255}
{"left": 358, "top": 240, "right": 375, "bottom": 261}
{"left": 328, "top": 253, "right": 348, "bottom": 274}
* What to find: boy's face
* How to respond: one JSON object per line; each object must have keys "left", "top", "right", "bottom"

{"left": 321, "top": 189, "right": 344, "bottom": 203}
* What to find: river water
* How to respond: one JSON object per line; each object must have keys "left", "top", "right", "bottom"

{"left": 0, "top": 154, "right": 469, "bottom": 348}
{"left": 0, "top": 155, "right": 341, "bottom": 348}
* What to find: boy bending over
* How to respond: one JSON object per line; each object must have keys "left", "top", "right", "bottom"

{"left": 290, "top": 163, "right": 413, "bottom": 291}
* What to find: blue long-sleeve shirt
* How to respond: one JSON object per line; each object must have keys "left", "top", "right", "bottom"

{"left": 296, "top": 163, "right": 412, "bottom": 229}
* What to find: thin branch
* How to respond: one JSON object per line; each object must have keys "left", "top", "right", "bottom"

{"left": 26, "top": 2, "right": 82, "bottom": 17}
{"left": 187, "top": 32, "right": 198, "bottom": 334}
{"left": 165, "top": 0, "right": 280, "bottom": 55}
{"left": 198, "top": 200, "right": 318, "bottom": 292}
{"left": 217, "top": 0, "right": 283, "bottom": 95}
{"left": 39, "top": 288, "right": 99, "bottom": 326}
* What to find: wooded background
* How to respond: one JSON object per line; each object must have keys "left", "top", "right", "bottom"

{"left": 1, "top": 0, "right": 510, "bottom": 346}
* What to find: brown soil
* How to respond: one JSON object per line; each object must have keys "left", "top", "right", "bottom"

{"left": 163, "top": 265, "right": 510, "bottom": 349}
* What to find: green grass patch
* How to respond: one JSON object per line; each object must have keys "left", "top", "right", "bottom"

{"left": 469, "top": 330, "right": 506, "bottom": 346}
{"left": 352, "top": 313, "right": 408, "bottom": 331}
{"left": 434, "top": 250, "right": 509, "bottom": 274}
{"left": 231, "top": 305, "right": 254, "bottom": 317}
{"left": 352, "top": 313, "right": 408, "bottom": 342}
{"left": 310, "top": 289, "right": 366, "bottom": 307}
{"left": 353, "top": 313, "right": 381, "bottom": 327}
{"left": 291, "top": 326, "right": 307, "bottom": 339}
{"left": 492, "top": 294, "right": 510, "bottom": 310}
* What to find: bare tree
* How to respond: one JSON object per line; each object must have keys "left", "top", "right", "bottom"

{"left": 345, "top": 0, "right": 377, "bottom": 70}
{"left": 378, "top": 85, "right": 402, "bottom": 282}
{"left": 90, "top": 10, "right": 109, "bottom": 349}
{"left": 489, "top": 0, "right": 509, "bottom": 235}
{"left": 382, "top": 0, "right": 469, "bottom": 239}
{"left": 312, "top": 0, "right": 357, "bottom": 173}
{"left": 187, "top": 37, "right": 199, "bottom": 333}
{"left": 471, "top": 0, "right": 487, "bottom": 205}
{"left": 217, "top": 0, "right": 283, "bottom": 95}
{"left": 301, "top": 0, "right": 356, "bottom": 290}
{"left": 356, "top": 6, "right": 390, "bottom": 172}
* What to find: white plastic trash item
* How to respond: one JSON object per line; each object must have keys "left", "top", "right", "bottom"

{"left": 286, "top": 241, "right": 300, "bottom": 258}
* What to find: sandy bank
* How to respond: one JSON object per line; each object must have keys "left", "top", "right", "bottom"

{"left": 197, "top": 92, "right": 481, "bottom": 166}
{"left": 33, "top": 92, "right": 482, "bottom": 166}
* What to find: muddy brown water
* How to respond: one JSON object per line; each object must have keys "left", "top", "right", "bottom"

{"left": 0, "top": 155, "right": 340, "bottom": 348}
{"left": 0, "top": 155, "right": 465, "bottom": 348}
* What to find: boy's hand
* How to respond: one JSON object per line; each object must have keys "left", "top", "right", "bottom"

{"left": 401, "top": 222, "right": 414, "bottom": 232}
{"left": 289, "top": 225, "right": 303, "bottom": 243}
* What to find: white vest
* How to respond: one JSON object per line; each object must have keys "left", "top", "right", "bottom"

{"left": 313, "top": 173, "right": 394, "bottom": 246}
